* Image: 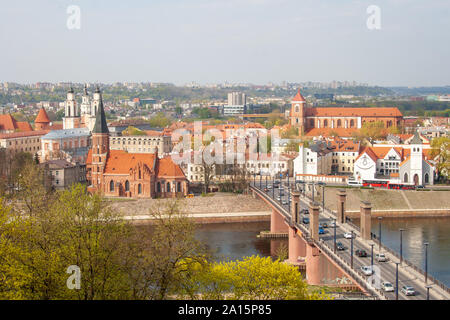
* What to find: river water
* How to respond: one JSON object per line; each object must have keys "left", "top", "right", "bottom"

{"left": 195, "top": 218, "right": 450, "bottom": 287}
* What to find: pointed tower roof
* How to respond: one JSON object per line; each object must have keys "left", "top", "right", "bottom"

{"left": 68, "top": 86, "right": 74, "bottom": 94}
{"left": 35, "top": 107, "right": 50, "bottom": 123}
{"left": 83, "top": 84, "right": 88, "bottom": 95}
{"left": 95, "top": 85, "right": 100, "bottom": 93}
{"left": 92, "top": 90, "right": 109, "bottom": 134}
{"left": 292, "top": 88, "right": 306, "bottom": 102}
{"left": 410, "top": 129, "right": 422, "bottom": 145}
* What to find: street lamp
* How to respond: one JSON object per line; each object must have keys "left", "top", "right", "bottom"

{"left": 333, "top": 218, "right": 337, "bottom": 253}
{"left": 311, "top": 183, "right": 315, "bottom": 201}
{"left": 370, "top": 243, "right": 374, "bottom": 267}
{"left": 259, "top": 170, "right": 262, "bottom": 186}
{"left": 350, "top": 231, "right": 354, "bottom": 268}
{"left": 378, "top": 217, "right": 383, "bottom": 251}
{"left": 399, "top": 228, "right": 405, "bottom": 265}
{"left": 426, "top": 285, "right": 432, "bottom": 300}
{"left": 395, "top": 262, "right": 400, "bottom": 300}
{"left": 424, "top": 242, "right": 429, "bottom": 284}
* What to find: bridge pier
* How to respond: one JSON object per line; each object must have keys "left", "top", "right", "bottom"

{"left": 309, "top": 201, "right": 320, "bottom": 241}
{"left": 337, "top": 189, "right": 347, "bottom": 223}
{"left": 306, "top": 244, "right": 346, "bottom": 285}
{"left": 271, "top": 208, "right": 288, "bottom": 233}
{"left": 288, "top": 227, "right": 307, "bottom": 264}
{"left": 360, "top": 201, "right": 372, "bottom": 240}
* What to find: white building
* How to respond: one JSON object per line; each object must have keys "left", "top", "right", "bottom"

{"left": 294, "top": 141, "right": 333, "bottom": 176}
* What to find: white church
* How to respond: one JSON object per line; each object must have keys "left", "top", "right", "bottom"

{"left": 353, "top": 131, "right": 435, "bottom": 186}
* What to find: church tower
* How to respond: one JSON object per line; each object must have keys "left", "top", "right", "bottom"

{"left": 63, "top": 87, "right": 81, "bottom": 129}
{"left": 290, "top": 88, "right": 307, "bottom": 132}
{"left": 92, "top": 85, "right": 101, "bottom": 117}
{"left": 410, "top": 129, "right": 423, "bottom": 186}
{"left": 90, "top": 88, "right": 110, "bottom": 190}
{"left": 80, "top": 84, "right": 91, "bottom": 116}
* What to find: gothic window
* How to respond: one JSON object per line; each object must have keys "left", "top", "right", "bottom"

{"left": 324, "top": 119, "right": 328, "bottom": 128}
{"left": 425, "top": 173, "right": 429, "bottom": 184}
{"left": 309, "top": 119, "right": 314, "bottom": 128}
{"left": 125, "top": 180, "right": 130, "bottom": 192}
{"left": 138, "top": 184, "right": 142, "bottom": 194}
{"left": 177, "top": 182, "right": 182, "bottom": 192}
{"left": 167, "top": 182, "right": 171, "bottom": 192}
{"left": 404, "top": 173, "right": 408, "bottom": 183}
{"left": 337, "top": 119, "right": 342, "bottom": 128}
{"left": 110, "top": 180, "right": 115, "bottom": 192}
{"left": 350, "top": 119, "right": 355, "bottom": 128}
{"left": 295, "top": 106, "right": 299, "bottom": 113}
{"left": 157, "top": 182, "right": 161, "bottom": 193}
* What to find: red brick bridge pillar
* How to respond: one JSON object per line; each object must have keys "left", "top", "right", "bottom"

{"left": 288, "top": 191, "right": 306, "bottom": 264}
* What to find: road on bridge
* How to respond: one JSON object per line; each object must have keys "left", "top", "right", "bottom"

{"left": 252, "top": 180, "right": 449, "bottom": 300}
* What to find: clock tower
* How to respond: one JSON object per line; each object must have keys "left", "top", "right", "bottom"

{"left": 290, "top": 89, "right": 306, "bottom": 132}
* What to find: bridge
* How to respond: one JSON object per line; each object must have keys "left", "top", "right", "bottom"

{"left": 250, "top": 180, "right": 450, "bottom": 300}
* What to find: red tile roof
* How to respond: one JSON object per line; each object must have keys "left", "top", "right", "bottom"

{"left": 156, "top": 156, "right": 186, "bottom": 178}
{"left": 305, "top": 107, "right": 402, "bottom": 117}
{"left": 0, "top": 130, "right": 49, "bottom": 139}
{"left": 35, "top": 108, "right": 51, "bottom": 123}
{"left": 0, "top": 114, "right": 33, "bottom": 132}
{"left": 305, "top": 128, "right": 358, "bottom": 137}
{"left": 103, "top": 150, "right": 156, "bottom": 174}
{"left": 292, "top": 89, "right": 306, "bottom": 102}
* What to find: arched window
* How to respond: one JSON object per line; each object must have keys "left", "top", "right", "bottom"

{"left": 295, "top": 106, "right": 299, "bottom": 113}
{"left": 167, "top": 182, "right": 171, "bottom": 192}
{"left": 157, "top": 182, "right": 161, "bottom": 193}
{"left": 110, "top": 180, "right": 115, "bottom": 192}
{"left": 324, "top": 119, "right": 328, "bottom": 128}
{"left": 177, "top": 182, "right": 182, "bottom": 192}
{"left": 138, "top": 184, "right": 142, "bottom": 194}
{"left": 404, "top": 173, "right": 408, "bottom": 183}
{"left": 309, "top": 119, "right": 314, "bottom": 128}
{"left": 139, "top": 169, "right": 141, "bottom": 179}
{"left": 337, "top": 119, "right": 342, "bottom": 128}
{"left": 425, "top": 173, "right": 429, "bottom": 184}
{"left": 125, "top": 180, "right": 130, "bottom": 192}
{"left": 350, "top": 119, "right": 355, "bottom": 128}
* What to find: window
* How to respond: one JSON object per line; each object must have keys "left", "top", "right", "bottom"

{"left": 404, "top": 173, "right": 408, "bottom": 183}
{"left": 425, "top": 173, "right": 429, "bottom": 184}
{"left": 125, "top": 180, "right": 130, "bottom": 192}
{"left": 110, "top": 180, "right": 115, "bottom": 192}
{"left": 138, "top": 184, "right": 142, "bottom": 194}
{"left": 167, "top": 182, "right": 171, "bottom": 192}
{"left": 177, "top": 182, "right": 182, "bottom": 192}
{"left": 157, "top": 182, "right": 161, "bottom": 192}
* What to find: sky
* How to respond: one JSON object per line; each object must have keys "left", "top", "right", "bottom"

{"left": 0, "top": 0, "right": 449, "bottom": 86}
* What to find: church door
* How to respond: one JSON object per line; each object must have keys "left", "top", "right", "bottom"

{"left": 413, "top": 174, "right": 419, "bottom": 186}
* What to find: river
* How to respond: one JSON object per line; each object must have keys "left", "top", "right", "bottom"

{"left": 195, "top": 218, "right": 450, "bottom": 287}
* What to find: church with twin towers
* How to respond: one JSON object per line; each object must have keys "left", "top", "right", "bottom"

{"left": 63, "top": 84, "right": 103, "bottom": 131}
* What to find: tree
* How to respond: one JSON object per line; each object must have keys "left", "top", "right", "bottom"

{"left": 176, "top": 256, "right": 329, "bottom": 300}
{"left": 430, "top": 137, "right": 450, "bottom": 181}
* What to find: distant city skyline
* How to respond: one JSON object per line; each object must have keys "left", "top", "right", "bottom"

{"left": 0, "top": 0, "right": 449, "bottom": 86}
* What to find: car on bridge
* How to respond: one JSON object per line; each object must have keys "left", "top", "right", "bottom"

{"left": 264, "top": 188, "right": 269, "bottom": 192}
{"left": 321, "top": 222, "right": 328, "bottom": 228}
{"left": 376, "top": 253, "right": 388, "bottom": 262}
{"left": 282, "top": 199, "right": 288, "bottom": 205}
{"left": 302, "top": 217, "right": 310, "bottom": 224}
{"left": 355, "top": 249, "right": 368, "bottom": 257}
{"left": 401, "top": 285, "right": 416, "bottom": 296}
{"left": 276, "top": 196, "right": 282, "bottom": 201}
{"left": 319, "top": 227, "right": 325, "bottom": 234}
{"left": 336, "top": 242, "right": 346, "bottom": 251}
{"left": 382, "top": 282, "right": 394, "bottom": 292}
{"left": 361, "top": 266, "right": 374, "bottom": 276}
{"left": 301, "top": 209, "right": 309, "bottom": 215}
{"left": 344, "top": 232, "right": 355, "bottom": 239}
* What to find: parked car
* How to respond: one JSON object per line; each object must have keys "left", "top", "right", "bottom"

{"left": 301, "top": 209, "right": 309, "bottom": 215}
{"left": 361, "top": 266, "right": 374, "bottom": 276}
{"left": 355, "top": 249, "right": 368, "bottom": 257}
{"left": 401, "top": 285, "right": 415, "bottom": 296}
{"left": 321, "top": 222, "right": 328, "bottom": 228}
{"left": 336, "top": 242, "right": 346, "bottom": 251}
{"left": 282, "top": 199, "right": 289, "bottom": 205}
{"left": 344, "top": 232, "right": 354, "bottom": 239}
{"left": 276, "top": 196, "right": 281, "bottom": 201}
{"left": 382, "top": 282, "right": 394, "bottom": 292}
{"left": 376, "top": 253, "right": 388, "bottom": 262}
{"left": 302, "top": 217, "right": 310, "bottom": 224}
{"left": 319, "top": 227, "right": 325, "bottom": 235}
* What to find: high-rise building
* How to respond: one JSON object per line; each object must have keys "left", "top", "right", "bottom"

{"left": 227, "top": 92, "right": 246, "bottom": 106}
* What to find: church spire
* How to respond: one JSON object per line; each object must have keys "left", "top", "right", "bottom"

{"left": 92, "top": 88, "right": 109, "bottom": 134}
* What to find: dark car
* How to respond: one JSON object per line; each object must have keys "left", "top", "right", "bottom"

{"left": 336, "top": 242, "right": 346, "bottom": 251}
{"left": 302, "top": 217, "right": 310, "bottom": 224}
{"left": 355, "top": 249, "right": 368, "bottom": 257}
{"left": 301, "top": 209, "right": 309, "bottom": 215}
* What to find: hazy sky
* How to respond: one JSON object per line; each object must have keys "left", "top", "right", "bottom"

{"left": 0, "top": 0, "right": 449, "bottom": 86}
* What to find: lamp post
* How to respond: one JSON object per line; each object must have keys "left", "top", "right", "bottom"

{"left": 253, "top": 172, "right": 256, "bottom": 185}
{"left": 426, "top": 285, "right": 432, "bottom": 300}
{"left": 424, "top": 242, "right": 429, "bottom": 284}
{"left": 378, "top": 217, "right": 383, "bottom": 251}
{"left": 350, "top": 231, "right": 354, "bottom": 268}
{"left": 311, "top": 183, "right": 315, "bottom": 201}
{"left": 272, "top": 176, "right": 274, "bottom": 199}
{"left": 333, "top": 218, "right": 337, "bottom": 253}
{"left": 322, "top": 183, "right": 325, "bottom": 213}
{"left": 395, "top": 262, "right": 399, "bottom": 300}
{"left": 259, "top": 170, "right": 262, "bottom": 187}
{"left": 399, "top": 228, "right": 405, "bottom": 265}
{"left": 370, "top": 243, "right": 374, "bottom": 267}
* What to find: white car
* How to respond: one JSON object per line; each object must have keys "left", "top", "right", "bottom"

{"left": 381, "top": 282, "right": 394, "bottom": 292}
{"left": 376, "top": 253, "right": 388, "bottom": 262}
{"left": 344, "top": 232, "right": 354, "bottom": 239}
{"left": 361, "top": 266, "right": 374, "bottom": 276}
{"left": 401, "top": 285, "right": 415, "bottom": 296}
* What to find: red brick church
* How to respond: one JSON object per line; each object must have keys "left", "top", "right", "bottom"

{"left": 290, "top": 89, "right": 403, "bottom": 136}
{"left": 86, "top": 90, "right": 188, "bottom": 198}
